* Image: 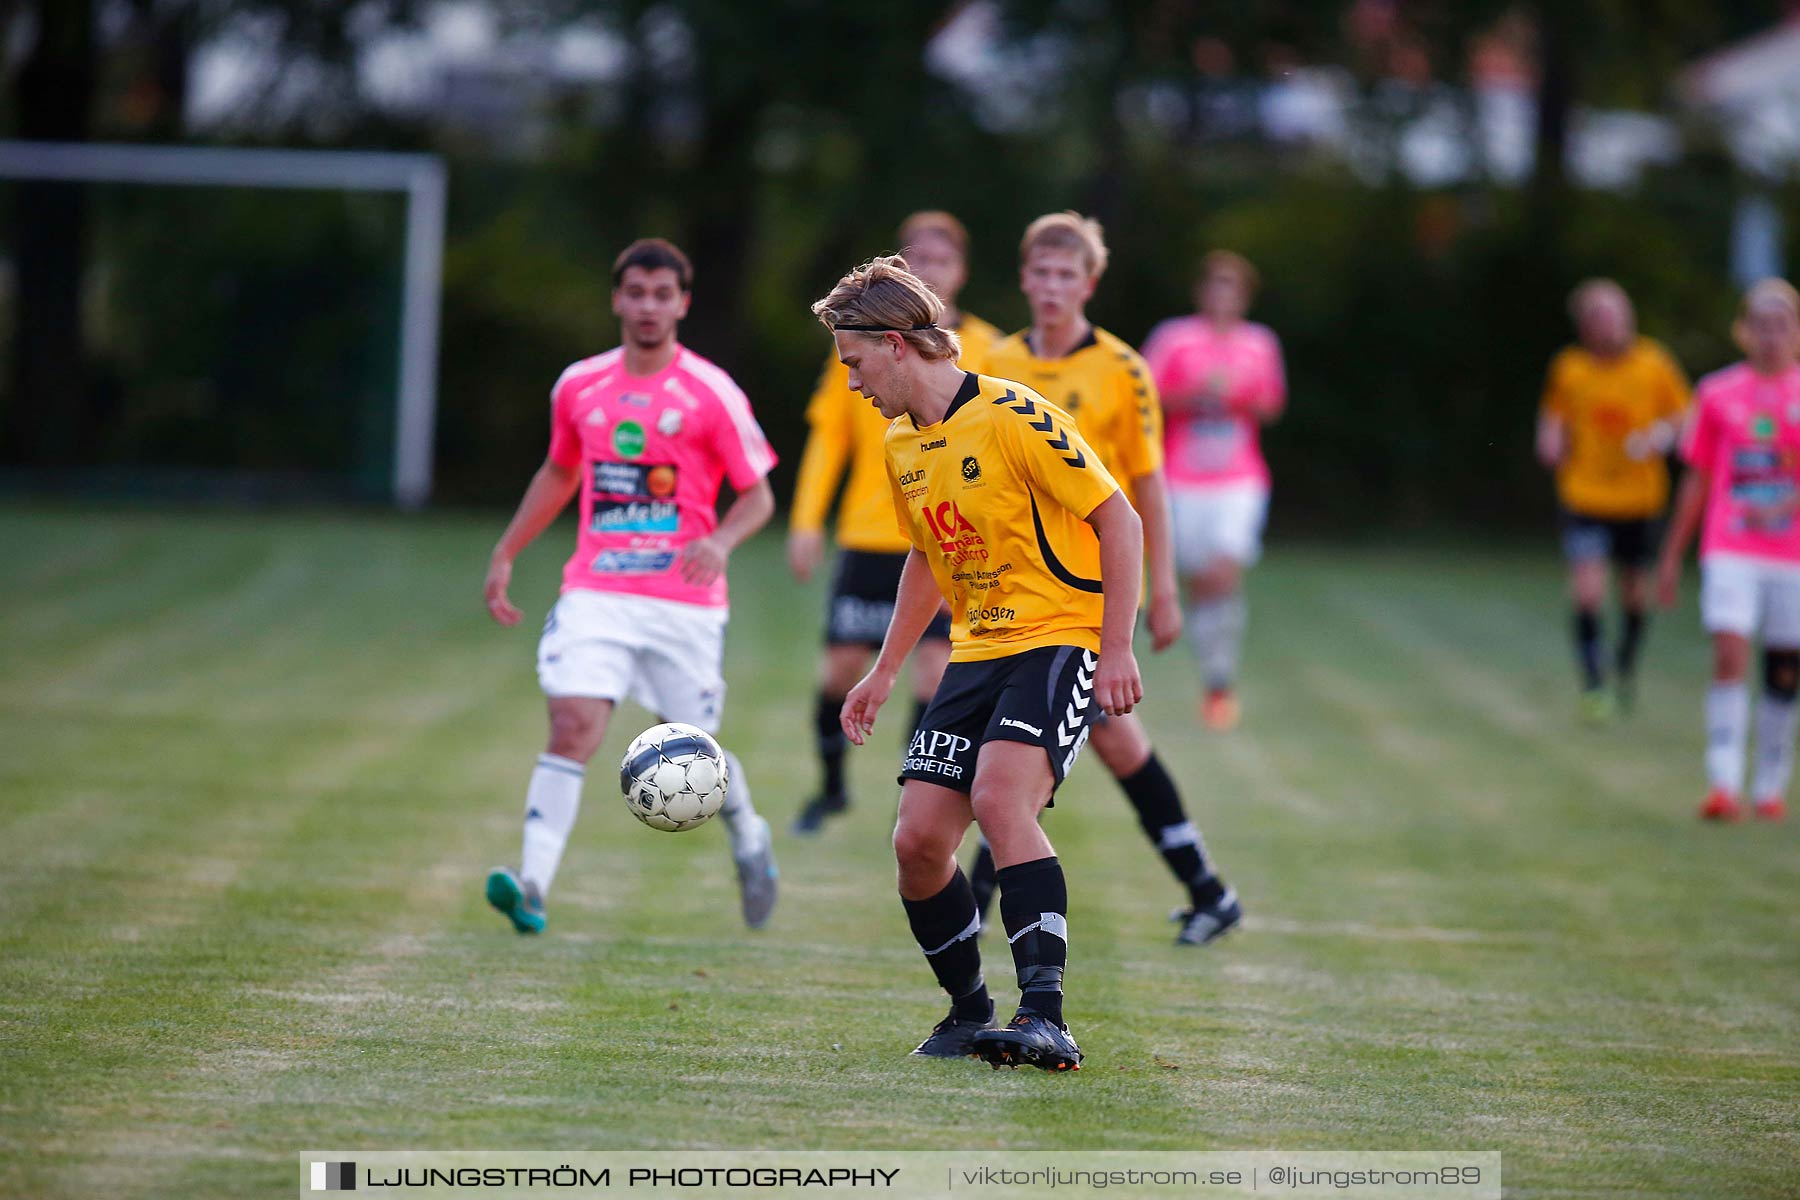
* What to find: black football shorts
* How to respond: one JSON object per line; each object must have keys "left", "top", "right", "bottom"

{"left": 825, "top": 549, "right": 952, "bottom": 647}
{"left": 899, "top": 644, "right": 1099, "bottom": 797}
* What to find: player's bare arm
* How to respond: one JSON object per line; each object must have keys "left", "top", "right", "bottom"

{"left": 842, "top": 548, "right": 940, "bottom": 745}
{"left": 785, "top": 400, "right": 849, "bottom": 582}
{"left": 1656, "top": 466, "right": 1709, "bottom": 608}
{"left": 681, "top": 477, "right": 775, "bottom": 587}
{"left": 1625, "top": 417, "right": 1680, "bottom": 461}
{"left": 486, "top": 457, "right": 580, "bottom": 626}
{"left": 1535, "top": 412, "right": 1566, "bottom": 469}
{"left": 786, "top": 527, "right": 826, "bottom": 582}
{"left": 1087, "top": 489, "right": 1145, "bottom": 715}
{"left": 1130, "top": 467, "right": 1183, "bottom": 652}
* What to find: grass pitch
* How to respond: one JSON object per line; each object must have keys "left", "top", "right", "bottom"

{"left": 0, "top": 506, "right": 1795, "bottom": 1198}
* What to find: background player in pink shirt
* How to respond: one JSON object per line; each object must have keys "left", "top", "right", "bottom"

{"left": 480, "top": 239, "right": 781, "bottom": 932}
{"left": 1657, "top": 278, "right": 1800, "bottom": 823}
{"left": 1141, "top": 250, "right": 1286, "bottom": 730}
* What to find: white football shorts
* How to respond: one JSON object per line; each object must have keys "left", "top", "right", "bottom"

{"left": 1700, "top": 553, "right": 1800, "bottom": 646}
{"left": 1170, "top": 481, "right": 1270, "bottom": 571}
{"left": 536, "top": 589, "right": 728, "bottom": 732}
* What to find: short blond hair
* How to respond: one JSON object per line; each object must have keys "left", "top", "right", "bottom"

{"left": 1200, "top": 249, "right": 1259, "bottom": 296}
{"left": 1568, "top": 277, "right": 1630, "bottom": 323}
{"left": 811, "top": 255, "right": 962, "bottom": 362}
{"left": 1020, "top": 211, "right": 1109, "bottom": 279}
{"left": 897, "top": 210, "right": 968, "bottom": 257}
{"left": 1733, "top": 277, "right": 1800, "bottom": 356}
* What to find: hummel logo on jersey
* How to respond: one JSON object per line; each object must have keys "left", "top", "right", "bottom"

{"left": 999, "top": 717, "right": 1043, "bottom": 737}
{"left": 920, "top": 437, "right": 946, "bottom": 451}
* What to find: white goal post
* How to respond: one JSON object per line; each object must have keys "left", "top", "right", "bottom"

{"left": 0, "top": 140, "right": 446, "bottom": 509}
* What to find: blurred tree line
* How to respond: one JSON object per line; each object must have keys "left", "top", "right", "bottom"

{"left": 1, "top": 0, "right": 1793, "bottom": 529}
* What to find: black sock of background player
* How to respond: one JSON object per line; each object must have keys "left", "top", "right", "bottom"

{"left": 900, "top": 869, "right": 989, "bottom": 1022}
{"left": 1616, "top": 608, "right": 1646, "bottom": 678}
{"left": 967, "top": 840, "right": 997, "bottom": 926}
{"left": 1574, "top": 609, "right": 1604, "bottom": 691}
{"left": 815, "top": 691, "right": 847, "bottom": 799}
{"left": 1120, "top": 753, "right": 1224, "bottom": 909}
{"left": 997, "top": 856, "right": 1067, "bottom": 1027}
{"left": 910, "top": 698, "right": 930, "bottom": 740}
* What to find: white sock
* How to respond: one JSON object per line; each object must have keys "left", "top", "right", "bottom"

{"left": 1751, "top": 690, "right": 1800, "bottom": 802}
{"left": 1186, "top": 593, "right": 1246, "bottom": 691}
{"left": 718, "top": 750, "right": 767, "bottom": 860}
{"left": 520, "top": 753, "right": 584, "bottom": 897}
{"left": 1705, "top": 683, "right": 1750, "bottom": 796}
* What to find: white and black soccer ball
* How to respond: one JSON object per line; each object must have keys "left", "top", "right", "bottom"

{"left": 619, "top": 722, "right": 729, "bottom": 832}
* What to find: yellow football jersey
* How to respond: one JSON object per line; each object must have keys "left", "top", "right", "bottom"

{"left": 886, "top": 373, "right": 1121, "bottom": 662}
{"left": 790, "top": 313, "right": 1002, "bottom": 552}
{"left": 977, "top": 326, "right": 1163, "bottom": 491}
{"left": 1541, "top": 337, "right": 1691, "bottom": 519}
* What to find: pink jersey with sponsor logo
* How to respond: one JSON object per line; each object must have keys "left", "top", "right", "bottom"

{"left": 547, "top": 345, "right": 776, "bottom": 607}
{"left": 1141, "top": 316, "right": 1285, "bottom": 488}
{"left": 1682, "top": 362, "right": 1800, "bottom": 565}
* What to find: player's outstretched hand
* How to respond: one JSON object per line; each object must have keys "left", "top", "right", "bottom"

{"left": 1148, "top": 591, "right": 1183, "bottom": 653}
{"left": 485, "top": 556, "right": 523, "bottom": 626}
{"left": 787, "top": 529, "right": 825, "bottom": 582}
{"left": 840, "top": 668, "right": 896, "bottom": 746}
{"left": 1094, "top": 650, "right": 1144, "bottom": 716}
{"left": 679, "top": 536, "right": 729, "bottom": 586}
{"left": 1655, "top": 554, "right": 1682, "bottom": 610}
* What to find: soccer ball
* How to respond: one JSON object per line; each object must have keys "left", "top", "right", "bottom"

{"left": 619, "top": 722, "right": 729, "bottom": 832}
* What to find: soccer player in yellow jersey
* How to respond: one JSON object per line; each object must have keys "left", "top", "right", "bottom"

{"left": 815, "top": 256, "right": 1144, "bottom": 1071}
{"left": 788, "top": 212, "right": 1001, "bottom": 834}
{"left": 1537, "top": 279, "right": 1691, "bottom": 719}
{"left": 973, "top": 212, "right": 1241, "bottom": 947}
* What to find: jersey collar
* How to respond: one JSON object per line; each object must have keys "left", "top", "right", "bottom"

{"left": 942, "top": 371, "right": 981, "bottom": 423}
{"left": 1025, "top": 326, "right": 1098, "bottom": 361}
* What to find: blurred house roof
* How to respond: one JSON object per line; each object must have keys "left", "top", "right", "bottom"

{"left": 1679, "top": 15, "right": 1800, "bottom": 177}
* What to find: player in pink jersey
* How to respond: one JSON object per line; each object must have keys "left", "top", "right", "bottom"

{"left": 480, "top": 239, "right": 781, "bottom": 932}
{"left": 1141, "top": 250, "right": 1285, "bottom": 730}
{"left": 1657, "top": 279, "right": 1800, "bottom": 823}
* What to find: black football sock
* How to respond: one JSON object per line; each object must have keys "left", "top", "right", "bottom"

{"left": 1574, "top": 609, "right": 1604, "bottom": 691}
{"left": 1118, "top": 753, "right": 1223, "bottom": 908}
{"left": 1616, "top": 608, "right": 1647, "bottom": 678}
{"left": 997, "top": 856, "right": 1068, "bottom": 1027}
{"left": 967, "top": 839, "right": 997, "bottom": 926}
{"left": 901, "top": 869, "right": 989, "bottom": 1021}
{"left": 815, "top": 691, "right": 847, "bottom": 798}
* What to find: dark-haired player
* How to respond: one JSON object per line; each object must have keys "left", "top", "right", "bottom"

{"left": 481, "top": 238, "right": 780, "bottom": 934}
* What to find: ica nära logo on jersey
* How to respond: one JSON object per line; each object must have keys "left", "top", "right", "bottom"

{"left": 920, "top": 500, "right": 988, "bottom": 565}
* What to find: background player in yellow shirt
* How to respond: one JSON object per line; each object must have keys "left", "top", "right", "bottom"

{"left": 1537, "top": 279, "right": 1691, "bottom": 719}
{"left": 787, "top": 212, "right": 1001, "bottom": 834}
{"left": 974, "top": 212, "right": 1241, "bottom": 946}
{"left": 814, "top": 255, "right": 1143, "bottom": 1071}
